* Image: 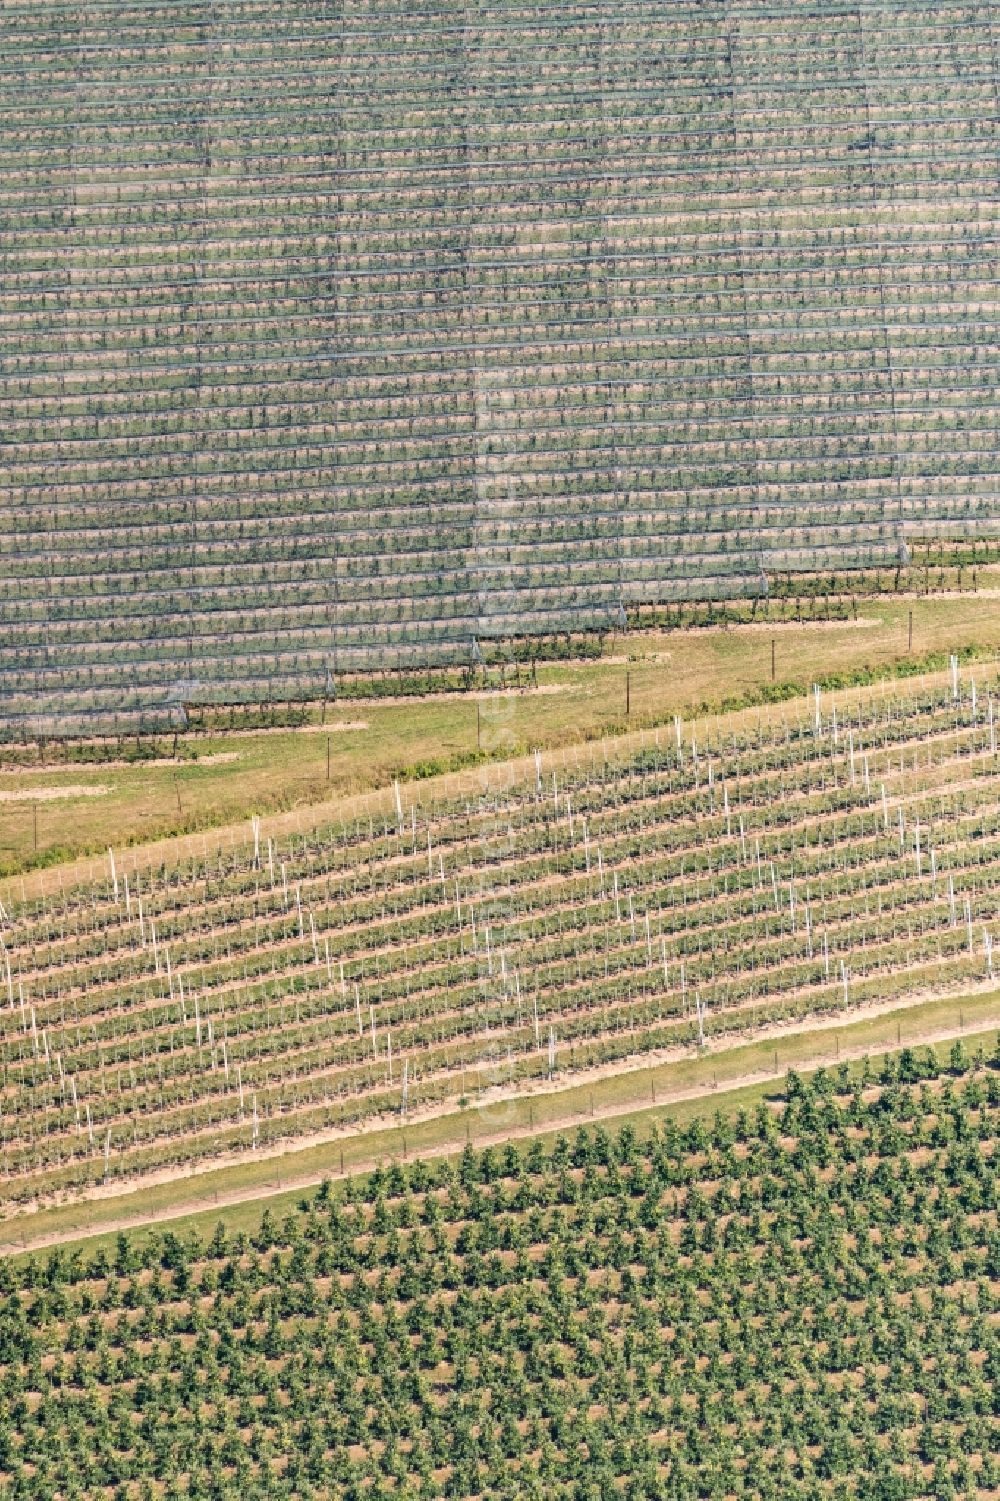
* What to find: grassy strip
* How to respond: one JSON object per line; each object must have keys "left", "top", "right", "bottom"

{"left": 3, "top": 593, "right": 1000, "bottom": 884}
{"left": 6, "top": 636, "right": 1000, "bottom": 908}
{"left": 4, "top": 985, "right": 999, "bottom": 1261}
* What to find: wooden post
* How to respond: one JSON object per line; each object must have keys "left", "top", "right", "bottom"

{"left": 33, "top": 803, "right": 38, "bottom": 854}
{"left": 326, "top": 736, "right": 331, "bottom": 783}
{"left": 174, "top": 777, "right": 182, "bottom": 817}
{"left": 476, "top": 703, "right": 481, "bottom": 751}
{"left": 908, "top": 609, "right": 913, "bottom": 653}
{"left": 771, "top": 637, "right": 776, "bottom": 682}
{"left": 626, "top": 670, "right": 630, "bottom": 717}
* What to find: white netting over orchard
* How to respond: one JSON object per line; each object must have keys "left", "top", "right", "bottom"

{"left": 3, "top": 0, "right": 999, "bottom": 731}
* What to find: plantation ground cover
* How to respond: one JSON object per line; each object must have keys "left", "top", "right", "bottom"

{"left": 4, "top": 0, "right": 1000, "bottom": 732}
{"left": 2, "top": 592, "right": 1000, "bottom": 878}
{"left": 3, "top": 1046, "right": 1000, "bottom": 1499}
{"left": 4, "top": 1001, "right": 999, "bottom": 1264}
{"left": 4, "top": 669, "right": 1000, "bottom": 1217}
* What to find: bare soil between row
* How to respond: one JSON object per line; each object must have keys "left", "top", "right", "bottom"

{"left": 2, "top": 979, "right": 995, "bottom": 1257}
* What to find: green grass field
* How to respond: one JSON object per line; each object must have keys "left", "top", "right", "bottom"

{"left": 3, "top": 592, "right": 999, "bottom": 881}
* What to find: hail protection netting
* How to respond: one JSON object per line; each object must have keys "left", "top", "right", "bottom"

{"left": 3, "top": 0, "right": 1000, "bottom": 732}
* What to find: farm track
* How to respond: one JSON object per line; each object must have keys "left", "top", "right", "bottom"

{"left": 2, "top": 876, "right": 995, "bottom": 1198}
{"left": 16, "top": 713, "right": 1000, "bottom": 1017}
{"left": 4, "top": 983, "right": 999, "bottom": 1259}
{"left": 5, "top": 677, "right": 1000, "bottom": 1212}
{"left": 0, "top": 656, "right": 986, "bottom": 906}
{"left": 16, "top": 693, "right": 994, "bottom": 948}
{"left": 2, "top": 1045, "right": 1000, "bottom": 1497}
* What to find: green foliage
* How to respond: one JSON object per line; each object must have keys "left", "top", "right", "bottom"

{"left": 3, "top": 0, "right": 999, "bottom": 765}
{"left": 1, "top": 1058, "right": 999, "bottom": 1496}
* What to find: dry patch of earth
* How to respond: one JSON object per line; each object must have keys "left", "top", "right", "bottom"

{"left": 0, "top": 785, "right": 111, "bottom": 802}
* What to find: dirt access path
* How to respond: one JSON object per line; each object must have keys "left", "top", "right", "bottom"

{"left": 3, "top": 983, "right": 996, "bottom": 1257}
